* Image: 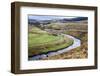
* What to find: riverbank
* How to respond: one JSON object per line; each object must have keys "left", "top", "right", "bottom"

{"left": 29, "top": 34, "right": 81, "bottom": 60}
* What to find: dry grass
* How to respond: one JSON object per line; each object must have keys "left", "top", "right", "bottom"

{"left": 43, "top": 32, "right": 88, "bottom": 60}
{"left": 44, "top": 44, "right": 87, "bottom": 60}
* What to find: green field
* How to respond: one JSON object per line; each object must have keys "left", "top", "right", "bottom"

{"left": 28, "top": 26, "right": 73, "bottom": 56}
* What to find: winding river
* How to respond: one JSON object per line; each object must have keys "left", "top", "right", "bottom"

{"left": 29, "top": 34, "right": 81, "bottom": 60}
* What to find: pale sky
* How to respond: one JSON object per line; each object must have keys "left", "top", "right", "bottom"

{"left": 28, "top": 15, "right": 77, "bottom": 20}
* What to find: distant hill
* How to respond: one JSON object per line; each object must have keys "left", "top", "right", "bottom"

{"left": 58, "top": 17, "right": 88, "bottom": 23}
{"left": 28, "top": 17, "right": 88, "bottom": 25}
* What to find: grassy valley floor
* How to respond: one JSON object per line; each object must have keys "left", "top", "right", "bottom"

{"left": 28, "top": 26, "right": 74, "bottom": 56}
{"left": 43, "top": 31, "right": 88, "bottom": 60}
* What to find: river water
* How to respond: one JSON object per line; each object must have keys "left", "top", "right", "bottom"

{"left": 29, "top": 34, "right": 81, "bottom": 60}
